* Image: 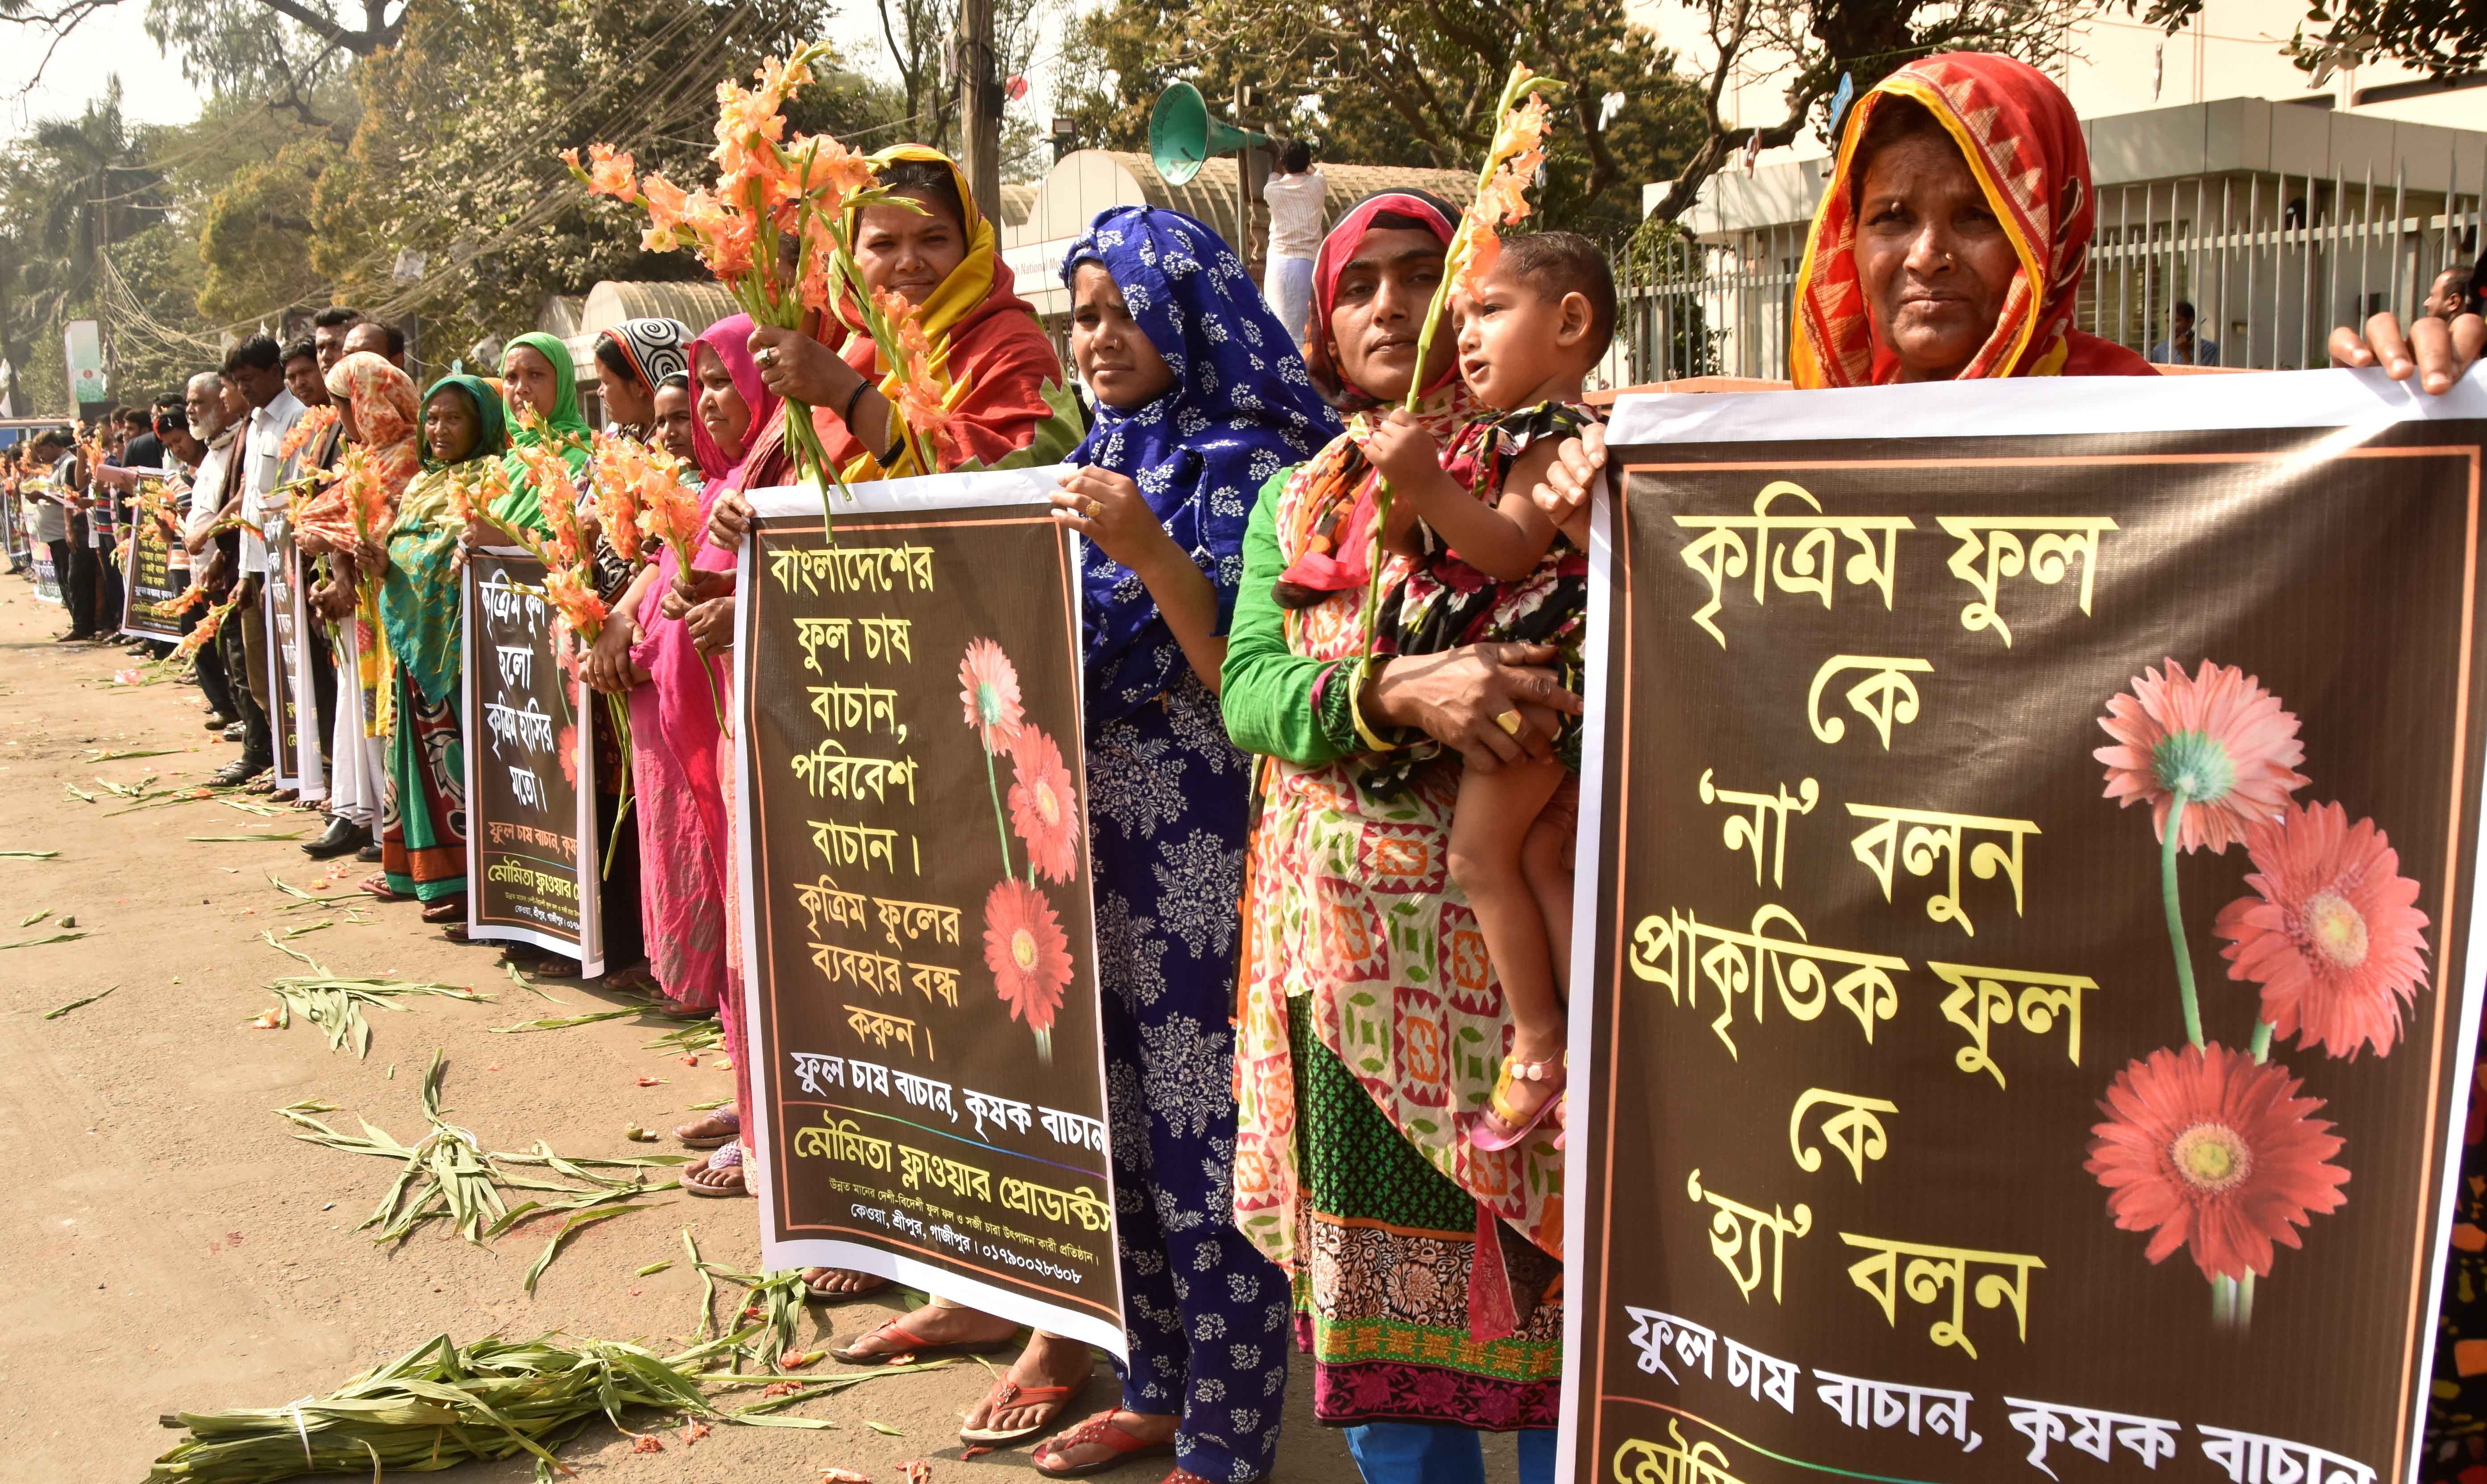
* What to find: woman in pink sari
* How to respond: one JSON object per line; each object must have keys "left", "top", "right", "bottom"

{"left": 617, "top": 313, "right": 774, "bottom": 1186}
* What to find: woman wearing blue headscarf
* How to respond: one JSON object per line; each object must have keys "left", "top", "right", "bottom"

{"left": 846, "top": 205, "right": 1335, "bottom": 1480}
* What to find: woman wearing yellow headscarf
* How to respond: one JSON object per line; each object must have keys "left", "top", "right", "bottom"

{"left": 733, "top": 145, "right": 1081, "bottom": 486}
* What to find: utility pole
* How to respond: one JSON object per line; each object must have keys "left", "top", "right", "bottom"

{"left": 959, "top": 0, "right": 1001, "bottom": 214}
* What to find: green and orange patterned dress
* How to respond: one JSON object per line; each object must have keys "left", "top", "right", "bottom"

{"left": 1220, "top": 437, "right": 1566, "bottom": 1430}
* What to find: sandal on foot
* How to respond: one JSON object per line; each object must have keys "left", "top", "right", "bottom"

{"left": 1033, "top": 1411, "right": 1177, "bottom": 1478}
{"left": 960, "top": 1376, "right": 1085, "bottom": 1446}
{"left": 680, "top": 1144, "right": 749, "bottom": 1198}
{"left": 832, "top": 1316, "right": 1015, "bottom": 1366}
{"left": 420, "top": 896, "right": 467, "bottom": 924}
{"left": 675, "top": 1107, "right": 741, "bottom": 1149}
{"left": 359, "top": 873, "right": 405, "bottom": 901}
{"left": 803, "top": 1267, "right": 892, "bottom": 1302}
{"left": 1471, "top": 1052, "right": 1566, "bottom": 1153}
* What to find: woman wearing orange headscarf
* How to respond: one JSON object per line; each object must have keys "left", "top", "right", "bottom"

{"left": 1536, "top": 52, "right": 2478, "bottom": 522}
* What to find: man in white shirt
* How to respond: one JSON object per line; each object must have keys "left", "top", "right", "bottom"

{"left": 1261, "top": 139, "right": 1328, "bottom": 348}
{"left": 208, "top": 336, "right": 299, "bottom": 786}
{"left": 181, "top": 370, "right": 245, "bottom": 733}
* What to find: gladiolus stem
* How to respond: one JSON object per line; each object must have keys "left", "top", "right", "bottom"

{"left": 2249, "top": 1019, "right": 2273, "bottom": 1063}
{"left": 2161, "top": 788, "right": 2205, "bottom": 1049}
{"left": 983, "top": 747, "right": 1015, "bottom": 879}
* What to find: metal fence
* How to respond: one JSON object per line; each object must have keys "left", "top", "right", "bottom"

{"left": 1607, "top": 159, "right": 2487, "bottom": 385}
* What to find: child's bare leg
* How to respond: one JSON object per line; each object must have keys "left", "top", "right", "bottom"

{"left": 1447, "top": 756, "right": 1569, "bottom": 1130}
{"left": 1521, "top": 773, "right": 1580, "bottom": 991}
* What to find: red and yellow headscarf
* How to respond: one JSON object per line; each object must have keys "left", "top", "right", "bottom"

{"left": 1791, "top": 51, "right": 2151, "bottom": 387}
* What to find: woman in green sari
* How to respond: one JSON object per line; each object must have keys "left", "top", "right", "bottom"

{"left": 369, "top": 374, "right": 506, "bottom": 904}
{"left": 483, "top": 329, "right": 646, "bottom": 971}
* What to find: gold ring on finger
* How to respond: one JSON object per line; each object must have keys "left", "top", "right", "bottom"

{"left": 1083, "top": 498, "right": 1103, "bottom": 517}
{"left": 1494, "top": 708, "right": 1525, "bottom": 737}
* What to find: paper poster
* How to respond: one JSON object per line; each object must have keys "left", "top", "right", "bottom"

{"left": 734, "top": 467, "right": 1125, "bottom": 1356}
{"left": 117, "top": 472, "right": 185, "bottom": 642}
{"left": 1561, "top": 371, "right": 2487, "bottom": 1484}
{"left": 262, "top": 541, "right": 305, "bottom": 791}
{"left": 462, "top": 547, "right": 603, "bottom": 973}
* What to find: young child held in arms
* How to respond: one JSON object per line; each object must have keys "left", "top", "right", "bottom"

{"left": 1360, "top": 230, "right": 1613, "bottom": 1151}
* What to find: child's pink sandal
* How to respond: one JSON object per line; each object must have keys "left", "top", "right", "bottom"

{"left": 1472, "top": 1052, "right": 1566, "bottom": 1152}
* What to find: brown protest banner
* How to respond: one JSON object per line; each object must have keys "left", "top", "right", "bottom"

{"left": 1562, "top": 373, "right": 2487, "bottom": 1484}
{"left": 735, "top": 470, "right": 1124, "bottom": 1355}
{"left": 117, "top": 473, "right": 184, "bottom": 641}
{"left": 462, "top": 547, "right": 603, "bottom": 972}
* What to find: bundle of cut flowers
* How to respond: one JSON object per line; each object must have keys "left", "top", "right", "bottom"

{"left": 564, "top": 45, "right": 952, "bottom": 511}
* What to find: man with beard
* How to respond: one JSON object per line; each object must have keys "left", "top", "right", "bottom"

{"left": 179, "top": 371, "right": 244, "bottom": 733}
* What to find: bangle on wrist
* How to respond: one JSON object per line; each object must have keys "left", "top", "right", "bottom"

{"left": 1348, "top": 655, "right": 1405, "bottom": 754}
{"left": 839, "top": 378, "right": 871, "bottom": 428}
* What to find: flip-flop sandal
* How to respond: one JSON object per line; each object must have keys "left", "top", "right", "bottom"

{"left": 832, "top": 1316, "right": 1016, "bottom": 1366}
{"left": 675, "top": 1108, "right": 741, "bottom": 1149}
{"left": 680, "top": 1144, "right": 749, "bottom": 1198}
{"left": 359, "top": 873, "right": 405, "bottom": 901}
{"left": 1033, "top": 1412, "right": 1177, "bottom": 1478}
{"left": 804, "top": 1269, "right": 893, "bottom": 1301}
{"left": 960, "top": 1375, "right": 1087, "bottom": 1447}
{"left": 420, "top": 897, "right": 467, "bottom": 924}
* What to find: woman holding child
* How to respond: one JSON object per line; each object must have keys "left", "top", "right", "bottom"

{"left": 1218, "top": 189, "right": 1597, "bottom": 1484}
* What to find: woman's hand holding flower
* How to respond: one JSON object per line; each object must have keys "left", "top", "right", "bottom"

{"left": 748, "top": 324, "right": 851, "bottom": 408}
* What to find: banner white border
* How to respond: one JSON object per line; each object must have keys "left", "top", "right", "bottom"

{"left": 460, "top": 546, "right": 605, "bottom": 975}
{"left": 1564, "top": 366, "right": 2487, "bottom": 1484}
{"left": 733, "top": 465, "right": 1128, "bottom": 1358}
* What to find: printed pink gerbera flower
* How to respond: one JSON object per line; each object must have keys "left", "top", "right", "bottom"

{"left": 2215, "top": 801, "right": 2430, "bottom": 1059}
{"left": 2086, "top": 1042, "right": 2350, "bottom": 1281}
{"left": 958, "top": 638, "right": 1024, "bottom": 754}
{"left": 1007, "top": 727, "right": 1080, "bottom": 885}
{"left": 2095, "top": 658, "right": 2308, "bottom": 853}
{"left": 983, "top": 877, "right": 1071, "bottom": 1032}
{"left": 555, "top": 724, "right": 579, "bottom": 787}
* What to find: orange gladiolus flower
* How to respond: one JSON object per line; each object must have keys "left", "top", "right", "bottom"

{"left": 874, "top": 286, "right": 954, "bottom": 458}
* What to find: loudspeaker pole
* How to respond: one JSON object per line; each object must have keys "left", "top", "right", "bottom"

{"left": 960, "top": 0, "right": 1001, "bottom": 214}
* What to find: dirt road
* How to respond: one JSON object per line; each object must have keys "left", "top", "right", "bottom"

{"left": 0, "top": 578, "right": 1415, "bottom": 1482}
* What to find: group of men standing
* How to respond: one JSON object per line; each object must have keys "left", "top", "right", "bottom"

{"left": 12, "top": 307, "right": 413, "bottom": 865}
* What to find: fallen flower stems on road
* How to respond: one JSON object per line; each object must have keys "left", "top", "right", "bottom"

{"left": 717, "top": 1358, "right": 958, "bottom": 1420}
{"left": 256, "top": 933, "right": 490, "bottom": 1057}
{"left": 493, "top": 1006, "right": 644, "bottom": 1033}
{"left": 681, "top": 1227, "right": 810, "bottom": 1372}
{"left": 42, "top": 985, "right": 116, "bottom": 1019}
{"left": 18, "top": 907, "right": 50, "bottom": 926}
{"left": 88, "top": 747, "right": 179, "bottom": 761}
{"left": 277, "top": 1052, "right": 687, "bottom": 1262}
{"left": 189, "top": 833, "right": 308, "bottom": 842}
{"left": 0, "top": 931, "right": 87, "bottom": 951}
{"left": 0, "top": 850, "right": 60, "bottom": 859}
{"left": 644, "top": 1017, "right": 723, "bottom": 1054}
{"left": 145, "top": 1327, "right": 823, "bottom": 1482}
{"left": 267, "top": 873, "right": 363, "bottom": 909}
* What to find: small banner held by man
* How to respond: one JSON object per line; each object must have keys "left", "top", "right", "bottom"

{"left": 1562, "top": 374, "right": 2487, "bottom": 1484}
{"left": 116, "top": 471, "right": 185, "bottom": 642}
{"left": 735, "top": 469, "right": 1125, "bottom": 1357}
{"left": 262, "top": 540, "right": 306, "bottom": 792}
{"left": 462, "top": 547, "right": 603, "bottom": 972}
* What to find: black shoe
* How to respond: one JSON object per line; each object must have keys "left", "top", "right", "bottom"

{"left": 302, "top": 816, "right": 371, "bottom": 859}
{"left": 356, "top": 843, "right": 384, "bottom": 864}
{"left": 208, "top": 756, "right": 269, "bottom": 788}
{"left": 203, "top": 713, "right": 234, "bottom": 732}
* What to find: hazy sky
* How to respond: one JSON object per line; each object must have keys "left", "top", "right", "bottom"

{"left": 0, "top": 2, "right": 1075, "bottom": 145}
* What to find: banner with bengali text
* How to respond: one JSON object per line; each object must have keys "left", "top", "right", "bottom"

{"left": 462, "top": 547, "right": 603, "bottom": 973}
{"left": 1561, "top": 371, "right": 2487, "bottom": 1484}
{"left": 263, "top": 539, "right": 306, "bottom": 792}
{"left": 734, "top": 467, "right": 1125, "bottom": 1357}
{"left": 117, "top": 474, "right": 184, "bottom": 641}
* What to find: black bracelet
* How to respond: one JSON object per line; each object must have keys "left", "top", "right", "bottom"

{"left": 839, "top": 378, "right": 871, "bottom": 428}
